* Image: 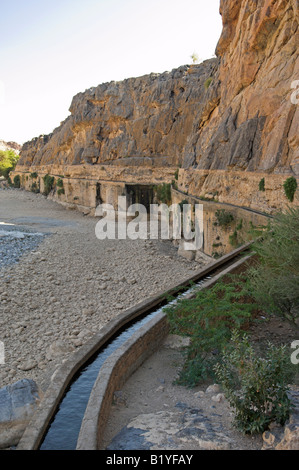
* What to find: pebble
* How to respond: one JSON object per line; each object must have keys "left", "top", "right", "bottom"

{"left": 17, "top": 361, "right": 38, "bottom": 371}
{"left": 206, "top": 384, "right": 221, "bottom": 394}
{"left": 0, "top": 227, "right": 48, "bottom": 270}
{"left": 211, "top": 393, "right": 225, "bottom": 403}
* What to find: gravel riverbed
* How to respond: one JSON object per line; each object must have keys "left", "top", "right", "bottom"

{"left": 0, "top": 188, "right": 207, "bottom": 391}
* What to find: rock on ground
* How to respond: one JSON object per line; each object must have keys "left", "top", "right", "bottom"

{"left": 0, "top": 379, "right": 42, "bottom": 449}
{"left": 262, "top": 388, "right": 299, "bottom": 450}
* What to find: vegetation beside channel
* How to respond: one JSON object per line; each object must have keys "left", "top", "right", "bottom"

{"left": 164, "top": 206, "right": 299, "bottom": 434}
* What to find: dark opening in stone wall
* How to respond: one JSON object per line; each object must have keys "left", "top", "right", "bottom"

{"left": 125, "top": 184, "right": 154, "bottom": 212}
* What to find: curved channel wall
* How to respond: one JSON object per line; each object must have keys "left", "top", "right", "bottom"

{"left": 17, "top": 244, "right": 253, "bottom": 451}
{"left": 76, "top": 252, "right": 253, "bottom": 450}
{"left": 76, "top": 311, "right": 169, "bottom": 450}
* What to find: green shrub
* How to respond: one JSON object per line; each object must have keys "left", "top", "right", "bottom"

{"left": 236, "top": 219, "right": 243, "bottom": 231}
{"left": 30, "top": 172, "right": 38, "bottom": 179}
{"left": 0, "top": 149, "right": 19, "bottom": 178}
{"left": 31, "top": 182, "right": 40, "bottom": 193}
{"left": 259, "top": 178, "right": 265, "bottom": 192}
{"left": 56, "top": 178, "right": 64, "bottom": 188}
{"left": 164, "top": 275, "right": 256, "bottom": 386}
{"left": 214, "top": 330, "right": 294, "bottom": 435}
{"left": 229, "top": 230, "right": 239, "bottom": 247}
{"left": 178, "top": 199, "right": 189, "bottom": 211}
{"left": 43, "top": 174, "right": 54, "bottom": 196}
{"left": 212, "top": 242, "right": 222, "bottom": 248}
{"left": 57, "top": 188, "right": 65, "bottom": 196}
{"left": 13, "top": 174, "right": 20, "bottom": 188}
{"left": 212, "top": 251, "right": 223, "bottom": 259}
{"left": 204, "top": 77, "right": 213, "bottom": 90}
{"left": 247, "top": 206, "right": 299, "bottom": 325}
{"left": 214, "top": 209, "right": 234, "bottom": 228}
{"left": 1, "top": 167, "right": 10, "bottom": 179}
{"left": 283, "top": 176, "right": 297, "bottom": 202}
{"left": 155, "top": 183, "right": 172, "bottom": 204}
{"left": 172, "top": 179, "right": 178, "bottom": 190}
{"left": 228, "top": 219, "right": 245, "bottom": 247}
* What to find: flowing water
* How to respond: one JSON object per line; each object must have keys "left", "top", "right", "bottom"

{"left": 39, "top": 279, "right": 209, "bottom": 450}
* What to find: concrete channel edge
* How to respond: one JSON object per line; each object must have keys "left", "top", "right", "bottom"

{"left": 16, "top": 243, "right": 253, "bottom": 450}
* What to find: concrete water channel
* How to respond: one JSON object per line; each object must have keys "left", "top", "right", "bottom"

{"left": 17, "top": 244, "right": 253, "bottom": 450}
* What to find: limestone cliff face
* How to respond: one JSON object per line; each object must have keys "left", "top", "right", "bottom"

{"left": 18, "top": 60, "right": 219, "bottom": 168}
{"left": 183, "top": 0, "right": 299, "bottom": 174}
{"left": 15, "top": 0, "right": 299, "bottom": 212}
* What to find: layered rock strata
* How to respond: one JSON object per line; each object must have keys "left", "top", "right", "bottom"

{"left": 13, "top": 0, "right": 299, "bottom": 213}
{"left": 0, "top": 140, "right": 21, "bottom": 154}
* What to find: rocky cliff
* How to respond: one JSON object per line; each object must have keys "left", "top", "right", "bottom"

{"left": 15, "top": 0, "right": 299, "bottom": 213}
{"left": 18, "top": 59, "right": 219, "bottom": 168}
{"left": 184, "top": 0, "right": 298, "bottom": 173}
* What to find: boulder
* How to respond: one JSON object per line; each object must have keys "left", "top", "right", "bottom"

{"left": 177, "top": 243, "right": 196, "bottom": 261}
{"left": 45, "top": 339, "right": 74, "bottom": 361}
{"left": 0, "top": 379, "right": 42, "bottom": 449}
{"left": 262, "top": 387, "right": 299, "bottom": 450}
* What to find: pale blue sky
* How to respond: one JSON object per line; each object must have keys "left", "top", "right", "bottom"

{"left": 0, "top": 0, "right": 222, "bottom": 144}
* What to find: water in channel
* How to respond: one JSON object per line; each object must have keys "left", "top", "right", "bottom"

{"left": 40, "top": 278, "right": 209, "bottom": 450}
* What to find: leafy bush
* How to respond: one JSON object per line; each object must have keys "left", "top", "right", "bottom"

{"left": 172, "top": 179, "right": 178, "bottom": 190}
{"left": 214, "top": 209, "right": 234, "bottom": 228}
{"left": 204, "top": 77, "right": 213, "bottom": 90}
{"left": 57, "top": 188, "right": 65, "bottom": 196}
{"left": 259, "top": 178, "right": 265, "bottom": 192}
{"left": 31, "top": 182, "right": 40, "bottom": 193}
{"left": 164, "top": 275, "right": 256, "bottom": 386}
{"left": 13, "top": 174, "right": 20, "bottom": 188}
{"left": 178, "top": 199, "right": 189, "bottom": 211}
{"left": 283, "top": 176, "right": 297, "bottom": 202}
{"left": 43, "top": 174, "right": 54, "bottom": 196}
{"left": 155, "top": 183, "right": 172, "bottom": 204}
{"left": 229, "top": 230, "right": 239, "bottom": 247}
{"left": 229, "top": 220, "right": 244, "bottom": 247}
{"left": 30, "top": 172, "right": 38, "bottom": 179}
{"left": 236, "top": 219, "right": 243, "bottom": 231}
{"left": 0, "top": 149, "right": 19, "bottom": 178}
{"left": 56, "top": 178, "right": 64, "bottom": 188}
{"left": 214, "top": 330, "right": 294, "bottom": 435}
{"left": 247, "top": 206, "right": 299, "bottom": 325}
